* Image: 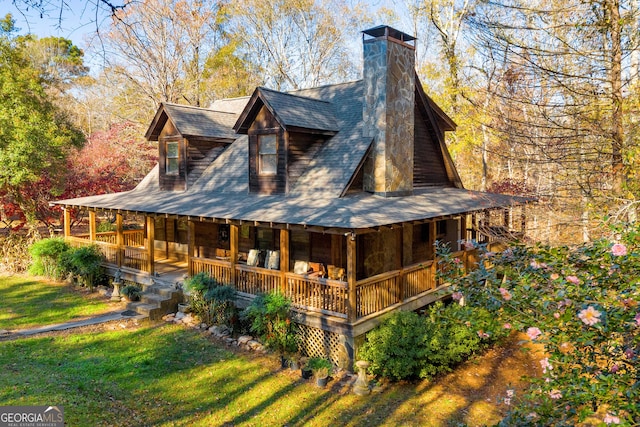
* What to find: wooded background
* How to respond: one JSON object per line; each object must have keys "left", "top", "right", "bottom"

{"left": 2, "top": 0, "right": 638, "bottom": 244}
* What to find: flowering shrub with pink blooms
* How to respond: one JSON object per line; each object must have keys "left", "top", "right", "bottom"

{"left": 437, "top": 222, "right": 640, "bottom": 426}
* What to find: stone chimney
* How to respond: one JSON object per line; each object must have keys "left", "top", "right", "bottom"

{"left": 362, "top": 25, "right": 415, "bottom": 197}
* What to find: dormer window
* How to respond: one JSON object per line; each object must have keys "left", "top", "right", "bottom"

{"left": 258, "top": 134, "right": 277, "bottom": 175}
{"left": 166, "top": 140, "right": 179, "bottom": 175}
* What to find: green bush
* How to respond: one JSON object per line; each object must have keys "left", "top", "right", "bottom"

{"left": 358, "top": 302, "right": 505, "bottom": 381}
{"left": 121, "top": 284, "right": 142, "bottom": 301}
{"left": 205, "top": 285, "right": 237, "bottom": 327}
{"left": 306, "top": 357, "right": 333, "bottom": 378}
{"left": 28, "top": 238, "right": 72, "bottom": 279}
{"left": 62, "top": 245, "right": 104, "bottom": 290}
{"left": 242, "top": 292, "right": 298, "bottom": 355}
{"left": 440, "top": 223, "right": 640, "bottom": 425}
{"left": 183, "top": 272, "right": 219, "bottom": 321}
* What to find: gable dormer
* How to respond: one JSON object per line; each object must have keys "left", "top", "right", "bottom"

{"left": 145, "top": 103, "right": 238, "bottom": 191}
{"left": 234, "top": 87, "right": 339, "bottom": 194}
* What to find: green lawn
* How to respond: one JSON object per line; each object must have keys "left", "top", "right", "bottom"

{"left": 0, "top": 275, "right": 535, "bottom": 426}
{"left": 0, "top": 322, "right": 536, "bottom": 426}
{"left": 0, "top": 275, "right": 117, "bottom": 329}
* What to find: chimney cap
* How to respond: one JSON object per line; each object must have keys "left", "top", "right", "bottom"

{"left": 362, "top": 25, "right": 416, "bottom": 42}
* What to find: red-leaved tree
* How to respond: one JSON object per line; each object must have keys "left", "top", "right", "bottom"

{"left": 1, "top": 122, "right": 157, "bottom": 233}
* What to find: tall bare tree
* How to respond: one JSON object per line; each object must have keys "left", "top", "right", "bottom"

{"left": 229, "top": 0, "right": 372, "bottom": 91}
{"left": 96, "top": 0, "right": 229, "bottom": 117}
{"left": 466, "top": 0, "right": 640, "bottom": 240}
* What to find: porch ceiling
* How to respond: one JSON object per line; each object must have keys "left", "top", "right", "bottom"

{"left": 51, "top": 186, "right": 532, "bottom": 231}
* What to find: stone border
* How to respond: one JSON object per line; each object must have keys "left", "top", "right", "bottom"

{"left": 161, "top": 312, "right": 266, "bottom": 353}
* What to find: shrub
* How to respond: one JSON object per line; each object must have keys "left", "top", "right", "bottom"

{"left": 96, "top": 221, "right": 115, "bottom": 232}
{"left": 358, "top": 303, "right": 506, "bottom": 381}
{"left": 358, "top": 311, "right": 430, "bottom": 380}
{"left": 242, "top": 292, "right": 298, "bottom": 355}
{"left": 205, "top": 285, "right": 237, "bottom": 327}
{"left": 121, "top": 284, "right": 142, "bottom": 301}
{"left": 306, "top": 357, "right": 332, "bottom": 378}
{"left": 62, "top": 245, "right": 104, "bottom": 290}
{"left": 439, "top": 223, "right": 640, "bottom": 425}
{"left": 28, "top": 237, "right": 71, "bottom": 279}
{"left": 183, "top": 272, "right": 219, "bottom": 320}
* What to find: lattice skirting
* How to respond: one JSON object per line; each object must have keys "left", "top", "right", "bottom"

{"left": 296, "top": 324, "right": 352, "bottom": 369}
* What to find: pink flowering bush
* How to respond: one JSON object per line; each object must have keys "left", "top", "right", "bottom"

{"left": 437, "top": 223, "right": 640, "bottom": 425}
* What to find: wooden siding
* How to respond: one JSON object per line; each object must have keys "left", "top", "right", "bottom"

{"left": 248, "top": 106, "right": 286, "bottom": 194}
{"left": 412, "top": 223, "right": 433, "bottom": 264}
{"left": 287, "top": 132, "right": 325, "bottom": 189}
{"left": 413, "top": 105, "right": 449, "bottom": 187}
{"left": 158, "top": 119, "right": 187, "bottom": 191}
{"left": 187, "top": 140, "right": 227, "bottom": 187}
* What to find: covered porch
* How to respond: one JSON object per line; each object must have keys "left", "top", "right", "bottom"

{"left": 61, "top": 206, "right": 522, "bottom": 323}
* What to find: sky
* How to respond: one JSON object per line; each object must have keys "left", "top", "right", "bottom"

{"left": 2, "top": 0, "right": 121, "bottom": 46}
{"left": 2, "top": 0, "right": 416, "bottom": 73}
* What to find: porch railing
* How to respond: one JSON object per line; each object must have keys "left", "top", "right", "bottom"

{"left": 402, "top": 261, "right": 436, "bottom": 299}
{"left": 234, "top": 264, "right": 282, "bottom": 295}
{"left": 124, "top": 246, "right": 148, "bottom": 271}
{"left": 75, "top": 230, "right": 145, "bottom": 247}
{"left": 188, "top": 257, "right": 457, "bottom": 320}
{"left": 191, "top": 257, "right": 233, "bottom": 285}
{"left": 66, "top": 235, "right": 149, "bottom": 272}
{"left": 285, "top": 273, "right": 348, "bottom": 318}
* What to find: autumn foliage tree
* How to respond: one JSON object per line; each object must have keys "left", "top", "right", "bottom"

{"left": 0, "top": 15, "right": 84, "bottom": 231}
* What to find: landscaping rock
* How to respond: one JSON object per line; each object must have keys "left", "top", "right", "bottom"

{"left": 209, "top": 325, "right": 230, "bottom": 337}
{"left": 237, "top": 335, "right": 253, "bottom": 345}
{"left": 175, "top": 312, "right": 186, "bottom": 321}
{"left": 247, "top": 340, "right": 264, "bottom": 351}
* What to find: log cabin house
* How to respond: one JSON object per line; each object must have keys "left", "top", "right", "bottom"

{"left": 53, "top": 26, "right": 531, "bottom": 366}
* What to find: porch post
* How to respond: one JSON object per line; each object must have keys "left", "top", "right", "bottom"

{"left": 429, "top": 221, "right": 437, "bottom": 285}
{"left": 279, "top": 229, "right": 289, "bottom": 294}
{"left": 230, "top": 224, "right": 238, "bottom": 287}
{"left": 187, "top": 219, "right": 195, "bottom": 276}
{"left": 147, "top": 216, "right": 155, "bottom": 275}
{"left": 89, "top": 210, "right": 96, "bottom": 242}
{"left": 63, "top": 208, "right": 71, "bottom": 238}
{"left": 116, "top": 212, "right": 123, "bottom": 268}
{"left": 400, "top": 224, "right": 412, "bottom": 302}
{"left": 347, "top": 233, "right": 357, "bottom": 322}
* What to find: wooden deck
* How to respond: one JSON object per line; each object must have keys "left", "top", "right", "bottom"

{"left": 67, "top": 231, "right": 477, "bottom": 325}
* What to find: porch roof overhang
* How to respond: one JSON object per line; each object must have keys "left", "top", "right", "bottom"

{"left": 51, "top": 186, "right": 534, "bottom": 233}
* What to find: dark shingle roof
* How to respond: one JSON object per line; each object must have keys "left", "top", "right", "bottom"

{"left": 234, "top": 87, "right": 339, "bottom": 134}
{"left": 55, "top": 186, "right": 530, "bottom": 230}
{"left": 145, "top": 103, "right": 238, "bottom": 141}
{"left": 55, "top": 81, "right": 533, "bottom": 230}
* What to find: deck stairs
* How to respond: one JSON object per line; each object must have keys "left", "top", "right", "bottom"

{"left": 125, "top": 275, "right": 185, "bottom": 320}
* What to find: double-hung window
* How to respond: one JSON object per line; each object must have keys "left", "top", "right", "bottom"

{"left": 166, "top": 140, "right": 179, "bottom": 175}
{"left": 258, "top": 134, "right": 277, "bottom": 175}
